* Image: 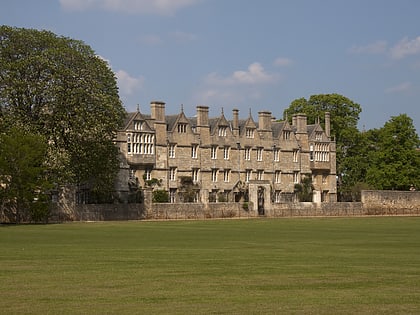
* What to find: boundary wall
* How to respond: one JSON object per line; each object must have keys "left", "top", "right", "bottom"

{"left": 46, "top": 190, "right": 420, "bottom": 222}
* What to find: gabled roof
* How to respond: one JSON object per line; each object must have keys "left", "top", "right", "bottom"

{"left": 239, "top": 114, "right": 259, "bottom": 138}
{"left": 165, "top": 114, "right": 180, "bottom": 132}
{"left": 271, "top": 121, "right": 286, "bottom": 138}
{"left": 307, "top": 124, "right": 317, "bottom": 137}
{"left": 167, "top": 111, "right": 194, "bottom": 133}
{"left": 123, "top": 111, "right": 153, "bottom": 131}
{"left": 210, "top": 112, "right": 231, "bottom": 136}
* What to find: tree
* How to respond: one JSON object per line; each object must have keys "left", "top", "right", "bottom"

{"left": 294, "top": 175, "right": 314, "bottom": 202}
{"left": 365, "top": 114, "right": 420, "bottom": 190}
{"left": 284, "top": 94, "right": 362, "bottom": 146}
{"left": 179, "top": 176, "right": 198, "bottom": 202}
{"left": 0, "top": 26, "right": 125, "bottom": 192}
{"left": 337, "top": 127, "right": 381, "bottom": 200}
{"left": 0, "top": 128, "right": 52, "bottom": 222}
{"left": 284, "top": 94, "right": 362, "bottom": 200}
{"left": 152, "top": 190, "right": 169, "bottom": 203}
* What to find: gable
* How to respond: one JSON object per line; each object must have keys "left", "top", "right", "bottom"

{"left": 308, "top": 124, "right": 327, "bottom": 141}
{"left": 168, "top": 112, "right": 194, "bottom": 134}
{"left": 123, "top": 111, "right": 153, "bottom": 131}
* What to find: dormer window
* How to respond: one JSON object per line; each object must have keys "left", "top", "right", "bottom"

{"left": 283, "top": 130, "right": 291, "bottom": 140}
{"left": 218, "top": 126, "right": 227, "bottom": 137}
{"left": 246, "top": 128, "right": 255, "bottom": 138}
{"left": 315, "top": 131, "right": 322, "bottom": 141}
{"left": 134, "top": 121, "right": 143, "bottom": 131}
{"left": 178, "top": 123, "right": 187, "bottom": 133}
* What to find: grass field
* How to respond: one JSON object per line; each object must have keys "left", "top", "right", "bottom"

{"left": 1, "top": 217, "right": 420, "bottom": 314}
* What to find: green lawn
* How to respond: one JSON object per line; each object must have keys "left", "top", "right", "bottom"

{"left": 1, "top": 217, "right": 420, "bottom": 314}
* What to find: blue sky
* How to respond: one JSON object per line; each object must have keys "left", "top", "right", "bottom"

{"left": 2, "top": 0, "right": 420, "bottom": 132}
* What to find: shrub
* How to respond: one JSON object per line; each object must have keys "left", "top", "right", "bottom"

{"left": 152, "top": 190, "right": 169, "bottom": 203}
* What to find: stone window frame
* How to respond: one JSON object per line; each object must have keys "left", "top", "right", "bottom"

{"left": 169, "top": 167, "right": 177, "bottom": 181}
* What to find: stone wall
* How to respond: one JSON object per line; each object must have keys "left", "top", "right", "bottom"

{"left": 271, "top": 202, "right": 364, "bottom": 217}
{"left": 150, "top": 202, "right": 250, "bottom": 220}
{"left": 47, "top": 190, "right": 420, "bottom": 222}
{"left": 362, "top": 190, "right": 420, "bottom": 215}
{"left": 50, "top": 203, "right": 146, "bottom": 222}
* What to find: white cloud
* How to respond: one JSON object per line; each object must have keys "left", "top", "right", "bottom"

{"left": 192, "top": 62, "right": 280, "bottom": 107}
{"left": 206, "top": 62, "right": 278, "bottom": 86}
{"left": 115, "top": 70, "right": 144, "bottom": 95}
{"left": 231, "top": 63, "right": 277, "bottom": 84}
{"left": 385, "top": 81, "right": 412, "bottom": 93}
{"left": 349, "top": 37, "right": 420, "bottom": 60}
{"left": 349, "top": 40, "right": 388, "bottom": 54}
{"left": 60, "top": 0, "right": 200, "bottom": 15}
{"left": 96, "top": 56, "right": 144, "bottom": 95}
{"left": 274, "top": 57, "right": 293, "bottom": 67}
{"left": 390, "top": 36, "right": 420, "bottom": 60}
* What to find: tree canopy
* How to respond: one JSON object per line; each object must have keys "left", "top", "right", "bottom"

{"left": 0, "top": 26, "right": 125, "bottom": 191}
{"left": 283, "top": 93, "right": 362, "bottom": 147}
{"left": 284, "top": 94, "right": 419, "bottom": 199}
{"left": 0, "top": 128, "right": 52, "bottom": 222}
{"left": 365, "top": 114, "right": 420, "bottom": 190}
{"left": 283, "top": 94, "right": 362, "bottom": 196}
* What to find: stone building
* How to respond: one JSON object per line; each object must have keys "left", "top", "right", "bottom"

{"left": 115, "top": 101, "right": 337, "bottom": 203}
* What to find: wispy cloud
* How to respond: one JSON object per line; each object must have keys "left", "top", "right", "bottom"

{"left": 115, "top": 70, "right": 144, "bottom": 95}
{"left": 60, "top": 0, "right": 201, "bottom": 15}
{"left": 349, "top": 40, "right": 388, "bottom": 54}
{"left": 385, "top": 81, "right": 412, "bottom": 93}
{"left": 138, "top": 34, "right": 163, "bottom": 46}
{"left": 205, "top": 62, "right": 279, "bottom": 86}
{"left": 137, "top": 31, "right": 196, "bottom": 46}
{"left": 350, "top": 36, "right": 420, "bottom": 60}
{"left": 170, "top": 30, "right": 197, "bottom": 43}
{"left": 390, "top": 36, "right": 420, "bottom": 60}
{"left": 192, "top": 62, "right": 280, "bottom": 106}
{"left": 97, "top": 55, "right": 145, "bottom": 95}
{"left": 274, "top": 57, "right": 293, "bottom": 67}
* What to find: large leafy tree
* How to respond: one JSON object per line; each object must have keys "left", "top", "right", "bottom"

{"left": 284, "top": 94, "right": 362, "bottom": 147}
{"left": 283, "top": 94, "right": 362, "bottom": 199}
{"left": 0, "top": 26, "right": 125, "bottom": 191}
{"left": 0, "top": 128, "right": 52, "bottom": 222}
{"left": 365, "top": 114, "right": 420, "bottom": 190}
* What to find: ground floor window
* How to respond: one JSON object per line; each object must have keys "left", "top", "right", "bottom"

{"left": 274, "top": 190, "right": 281, "bottom": 203}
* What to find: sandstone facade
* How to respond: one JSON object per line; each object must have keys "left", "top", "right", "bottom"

{"left": 115, "top": 101, "right": 337, "bottom": 203}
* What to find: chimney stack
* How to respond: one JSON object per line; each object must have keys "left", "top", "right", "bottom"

{"left": 325, "top": 112, "right": 331, "bottom": 138}
{"left": 150, "top": 101, "right": 165, "bottom": 122}
{"left": 292, "top": 115, "right": 297, "bottom": 127}
{"left": 258, "top": 111, "right": 272, "bottom": 131}
{"left": 196, "top": 106, "right": 209, "bottom": 127}
{"left": 295, "top": 113, "right": 307, "bottom": 134}
{"left": 232, "top": 109, "right": 239, "bottom": 135}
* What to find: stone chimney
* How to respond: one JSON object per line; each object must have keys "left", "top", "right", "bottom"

{"left": 232, "top": 108, "right": 239, "bottom": 136}
{"left": 295, "top": 113, "right": 307, "bottom": 134}
{"left": 150, "top": 101, "right": 165, "bottom": 122}
{"left": 197, "top": 105, "right": 209, "bottom": 127}
{"left": 292, "top": 115, "right": 297, "bottom": 127}
{"left": 325, "top": 111, "right": 331, "bottom": 138}
{"left": 196, "top": 105, "right": 210, "bottom": 144}
{"left": 258, "top": 111, "right": 272, "bottom": 131}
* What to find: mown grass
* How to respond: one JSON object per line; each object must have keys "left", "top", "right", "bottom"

{"left": 1, "top": 217, "right": 420, "bottom": 314}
